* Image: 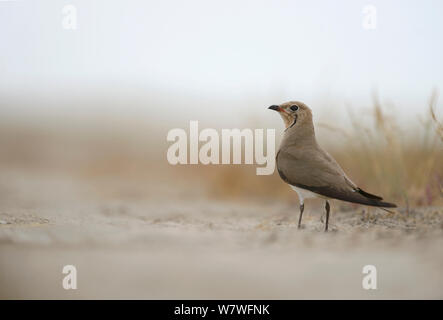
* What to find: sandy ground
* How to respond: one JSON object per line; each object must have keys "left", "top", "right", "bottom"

{"left": 1, "top": 169, "right": 443, "bottom": 299}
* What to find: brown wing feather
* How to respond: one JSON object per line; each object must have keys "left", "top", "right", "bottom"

{"left": 276, "top": 149, "right": 397, "bottom": 208}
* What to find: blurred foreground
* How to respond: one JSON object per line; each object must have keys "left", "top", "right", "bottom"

{"left": 0, "top": 172, "right": 442, "bottom": 299}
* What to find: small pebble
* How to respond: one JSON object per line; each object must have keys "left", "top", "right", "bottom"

{"left": 0, "top": 220, "right": 10, "bottom": 225}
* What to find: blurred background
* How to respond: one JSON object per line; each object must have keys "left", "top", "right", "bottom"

{"left": 0, "top": 0, "right": 443, "bottom": 299}
{"left": 1, "top": 0, "right": 442, "bottom": 206}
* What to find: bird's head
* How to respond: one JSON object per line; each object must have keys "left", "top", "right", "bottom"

{"left": 268, "top": 101, "right": 312, "bottom": 130}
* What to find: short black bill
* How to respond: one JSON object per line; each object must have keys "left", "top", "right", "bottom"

{"left": 268, "top": 105, "right": 280, "bottom": 111}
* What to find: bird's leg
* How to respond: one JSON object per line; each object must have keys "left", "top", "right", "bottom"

{"left": 324, "top": 200, "right": 330, "bottom": 232}
{"left": 298, "top": 203, "right": 304, "bottom": 229}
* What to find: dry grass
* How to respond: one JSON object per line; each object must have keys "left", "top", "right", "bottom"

{"left": 0, "top": 95, "right": 441, "bottom": 208}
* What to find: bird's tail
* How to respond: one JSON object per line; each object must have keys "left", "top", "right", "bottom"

{"left": 371, "top": 200, "right": 397, "bottom": 208}
{"left": 357, "top": 188, "right": 397, "bottom": 208}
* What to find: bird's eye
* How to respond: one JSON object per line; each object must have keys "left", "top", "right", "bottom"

{"left": 290, "top": 105, "right": 298, "bottom": 111}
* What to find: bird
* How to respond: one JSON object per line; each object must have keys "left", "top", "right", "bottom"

{"left": 268, "top": 101, "right": 396, "bottom": 232}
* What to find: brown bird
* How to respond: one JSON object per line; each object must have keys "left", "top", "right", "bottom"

{"left": 269, "top": 101, "right": 396, "bottom": 231}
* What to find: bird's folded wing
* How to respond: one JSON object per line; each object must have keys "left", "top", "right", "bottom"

{"left": 276, "top": 148, "right": 387, "bottom": 206}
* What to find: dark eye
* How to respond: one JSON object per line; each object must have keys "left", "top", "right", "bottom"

{"left": 290, "top": 105, "right": 298, "bottom": 111}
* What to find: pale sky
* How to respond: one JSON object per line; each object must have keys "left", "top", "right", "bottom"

{"left": 1, "top": 0, "right": 442, "bottom": 121}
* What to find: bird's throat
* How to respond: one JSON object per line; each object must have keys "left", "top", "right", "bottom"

{"left": 284, "top": 116, "right": 297, "bottom": 132}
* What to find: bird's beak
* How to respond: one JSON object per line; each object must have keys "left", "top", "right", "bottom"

{"left": 268, "top": 105, "right": 280, "bottom": 112}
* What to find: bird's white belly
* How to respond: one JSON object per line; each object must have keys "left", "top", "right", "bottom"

{"left": 290, "top": 185, "right": 328, "bottom": 204}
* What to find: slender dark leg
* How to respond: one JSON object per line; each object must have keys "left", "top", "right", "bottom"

{"left": 298, "top": 203, "right": 304, "bottom": 229}
{"left": 324, "top": 200, "right": 330, "bottom": 232}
